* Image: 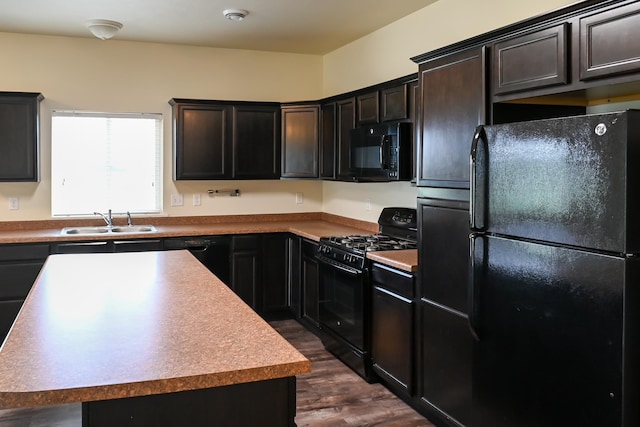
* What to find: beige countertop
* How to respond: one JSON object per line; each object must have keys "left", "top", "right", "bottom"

{"left": 0, "top": 250, "right": 311, "bottom": 409}
{"left": 0, "top": 213, "right": 418, "bottom": 272}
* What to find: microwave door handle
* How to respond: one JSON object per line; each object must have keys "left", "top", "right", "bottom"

{"left": 380, "top": 136, "right": 390, "bottom": 169}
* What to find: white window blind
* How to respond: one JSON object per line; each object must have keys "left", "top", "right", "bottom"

{"left": 51, "top": 111, "right": 162, "bottom": 216}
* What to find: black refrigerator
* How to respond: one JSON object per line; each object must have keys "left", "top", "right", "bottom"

{"left": 469, "top": 110, "right": 640, "bottom": 427}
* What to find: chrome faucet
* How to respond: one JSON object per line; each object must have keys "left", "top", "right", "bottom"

{"left": 94, "top": 209, "right": 113, "bottom": 228}
{"left": 126, "top": 211, "right": 133, "bottom": 226}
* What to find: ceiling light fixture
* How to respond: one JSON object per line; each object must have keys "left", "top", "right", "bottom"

{"left": 223, "top": 9, "right": 248, "bottom": 21}
{"left": 86, "top": 19, "right": 123, "bottom": 40}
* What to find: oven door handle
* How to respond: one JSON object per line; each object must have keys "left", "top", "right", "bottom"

{"left": 316, "top": 256, "right": 363, "bottom": 276}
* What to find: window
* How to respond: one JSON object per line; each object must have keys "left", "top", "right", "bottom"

{"left": 51, "top": 111, "right": 162, "bottom": 216}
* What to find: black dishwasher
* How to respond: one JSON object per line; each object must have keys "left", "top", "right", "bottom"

{"left": 163, "top": 236, "right": 230, "bottom": 284}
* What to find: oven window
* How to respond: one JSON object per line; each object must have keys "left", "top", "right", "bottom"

{"left": 319, "top": 266, "right": 364, "bottom": 350}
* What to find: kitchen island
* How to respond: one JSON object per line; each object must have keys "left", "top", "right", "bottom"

{"left": 0, "top": 250, "right": 311, "bottom": 426}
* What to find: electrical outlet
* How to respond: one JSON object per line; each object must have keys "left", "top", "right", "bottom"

{"left": 295, "top": 193, "right": 303, "bottom": 204}
{"left": 365, "top": 199, "right": 371, "bottom": 211}
{"left": 8, "top": 197, "right": 19, "bottom": 210}
{"left": 193, "top": 193, "right": 201, "bottom": 206}
{"left": 170, "top": 193, "right": 184, "bottom": 206}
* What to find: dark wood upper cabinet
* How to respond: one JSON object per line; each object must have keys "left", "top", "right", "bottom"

{"left": 281, "top": 105, "right": 319, "bottom": 179}
{"left": 408, "top": 80, "right": 420, "bottom": 183}
{"left": 356, "top": 91, "right": 379, "bottom": 125}
{"left": 232, "top": 104, "right": 280, "bottom": 179}
{"left": 336, "top": 97, "right": 356, "bottom": 180}
{"left": 492, "top": 23, "right": 569, "bottom": 96}
{"left": 417, "top": 46, "right": 488, "bottom": 188}
{"left": 172, "top": 102, "right": 230, "bottom": 180}
{"left": 320, "top": 103, "right": 336, "bottom": 179}
{"left": 381, "top": 84, "right": 409, "bottom": 121}
{"left": 0, "top": 92, "right": 42, "bottom": 182}
{"left": 171, "top": 99, "right": 279, "bottom": 180}
{"left": 579, "top": 1, "right": 640, "bottom": 81}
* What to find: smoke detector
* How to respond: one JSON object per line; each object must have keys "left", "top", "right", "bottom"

{"left": 223, "top": 9, "right": 249, "bottom": 21}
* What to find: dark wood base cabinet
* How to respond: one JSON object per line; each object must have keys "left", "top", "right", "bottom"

{"left": 82, "top": 370, "right": 297, "bottom": 427}
{"left": 300, "top": 239, "right": 320, "bottom": 329}
{"left": 0, "top": 243, "right": 50, "bottom": 343}
{"left": 371, "top": 262, "right": 415, "bottom": 398}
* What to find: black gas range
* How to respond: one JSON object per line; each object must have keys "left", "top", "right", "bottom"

{"left": 317, "top": 207, "right": 418, "bottom": 272}
{"left": 315, "top": 207, "right": 417, "bottom": 382}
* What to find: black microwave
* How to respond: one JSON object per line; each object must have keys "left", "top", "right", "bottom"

{"left": 342, "top": 122, "right": 412, "bottom": 182}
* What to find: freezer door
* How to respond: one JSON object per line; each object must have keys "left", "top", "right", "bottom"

{"left": 469, "top": 234, "right": 635, "bottom": 427}
{"left": 470, "top": 110, "right": 640, "bottom": 253}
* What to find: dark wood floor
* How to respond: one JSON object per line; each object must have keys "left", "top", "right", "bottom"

{"left": 0, "top": 319, "right": 434, "bottom": 427}
{"left": 273, "top": 319, "right": 435, "bottom": 427}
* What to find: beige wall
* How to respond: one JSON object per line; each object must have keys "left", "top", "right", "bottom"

{"left": 0, "top": 32, "right": 323, "bottom": 221}
{"left": 0, "top": 0, "right": 581, "bottom": 223}
{"left": 320, "top": 0, "right": 579, "bottom": 222}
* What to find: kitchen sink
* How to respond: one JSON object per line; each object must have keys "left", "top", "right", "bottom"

{"left": 60, "top": 225, "right": 157, "bottom": 235}
{"left": 111, "top": 225, "right": 157, "bottom": 233}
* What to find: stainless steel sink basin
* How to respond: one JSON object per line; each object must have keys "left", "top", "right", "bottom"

{"left": 111, "top": 225, "right": 157, "bottom": 233}
{"left": 60, "top": 225, "right": 157, "bottom": 235}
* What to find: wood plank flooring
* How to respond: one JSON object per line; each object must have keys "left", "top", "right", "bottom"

{"left": 0, "top": 319, "right": 434, "bottom": 427}
{"left": 272, "top": 319, "right": 435, "bottom": 427}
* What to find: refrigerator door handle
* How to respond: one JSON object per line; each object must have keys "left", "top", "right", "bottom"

{"left": 470, "top": 125, "right": 487, "bottom": 231}
{"left": 468, "top": 233, "right": 482, "bottom": 341}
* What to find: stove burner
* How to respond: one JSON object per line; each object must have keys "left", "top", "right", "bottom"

{"left": 323, "top": 234, "right": 417, "bottom": 252}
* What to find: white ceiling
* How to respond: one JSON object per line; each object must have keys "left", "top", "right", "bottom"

{"left": 0, "top": 0, "right": 438, "bottom": 54}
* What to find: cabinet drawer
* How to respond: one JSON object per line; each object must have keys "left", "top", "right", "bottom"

{"left": 371, "top": 262, "right": 414, "bottom": 300}
{"left": 580, "top": 2, "right": 640, "bottom": 80}
{"left": 0, "top": 243, "right": 49, "bottom": 261}
{"left": 53, "top": 241, "right": 111, "bottom": 254}
{"left": 0, "top": 262, "right": 43, "bottom": 299}
{"left": 493, "top": 23, "right": 569, "bottom": 95}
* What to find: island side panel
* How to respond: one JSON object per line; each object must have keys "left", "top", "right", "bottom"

{"left": 82, "top": 376, "right": 297, "bottom": 427}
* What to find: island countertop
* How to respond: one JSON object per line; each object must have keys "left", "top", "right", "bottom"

{"left": 0, "top": 250, "right": 311, "bottom": 409}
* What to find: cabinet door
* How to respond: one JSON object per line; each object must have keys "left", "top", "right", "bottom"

{"left": 493, "top": 23, "right": 569, "bottom": 95}
{"left": 173, "top": 103, "right": 231, "bottom": 180}
{"left": 261, "top": 233, "right": 290, "bottom": 318}
{"left": 0, "top": 92, "right": 42, "bottom": 182}
{"left": 419, "top": 198, "right": 470, "bottom": 314}
{"left": 356, "top": 91, "right": 379, "bottom": 125}
{"left": 288, "top": 236, "right": 301, "bottom": 318}
{"left": 281, "top": 105, "right": 319, "bottom": 178}
{"left": 301, "top": 240, "right": 320, "bottom": 327}
{"left": 579, "top": 2, "right": 640, "bottom": 81}
{"left": 381, "top": 84, "right": 408, "bottom": 122}
{"left": 417, "top": 197, "right": 472, "bottom": 426}
{"left": 409, "top": 80, "right": 420, "bottom": 183}
{"left": 419, "top": 301, "right": 472, "bottom": 427}
{"left": 0, "top": 243, "right": 49, "bottom": 344}
{"left": 370, "top": 263, "right": 415, "bottom": 396}
{"left": 320, "top": 103, "right": 336, "bottom": 179}
{"left": 418, "top": 46, "right": 487, "bottom": 188}
{"left": 232, "top": 104, "right": 280, "bottom": 179}
{"left": 230, "top": 235, "right": 260, "bottom": 309}
{"left": 0, "top": 262, "right": 45, "bottom": 299}
{"left": 336, "top": 97, "right": 356, "bottom": 179}
{"left": 0, "top": 300, "right": 22, "bottom": 344}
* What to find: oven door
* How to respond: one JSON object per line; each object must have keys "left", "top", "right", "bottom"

{"left": 317, "top": 258, "right": 365, "bottom": 351}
